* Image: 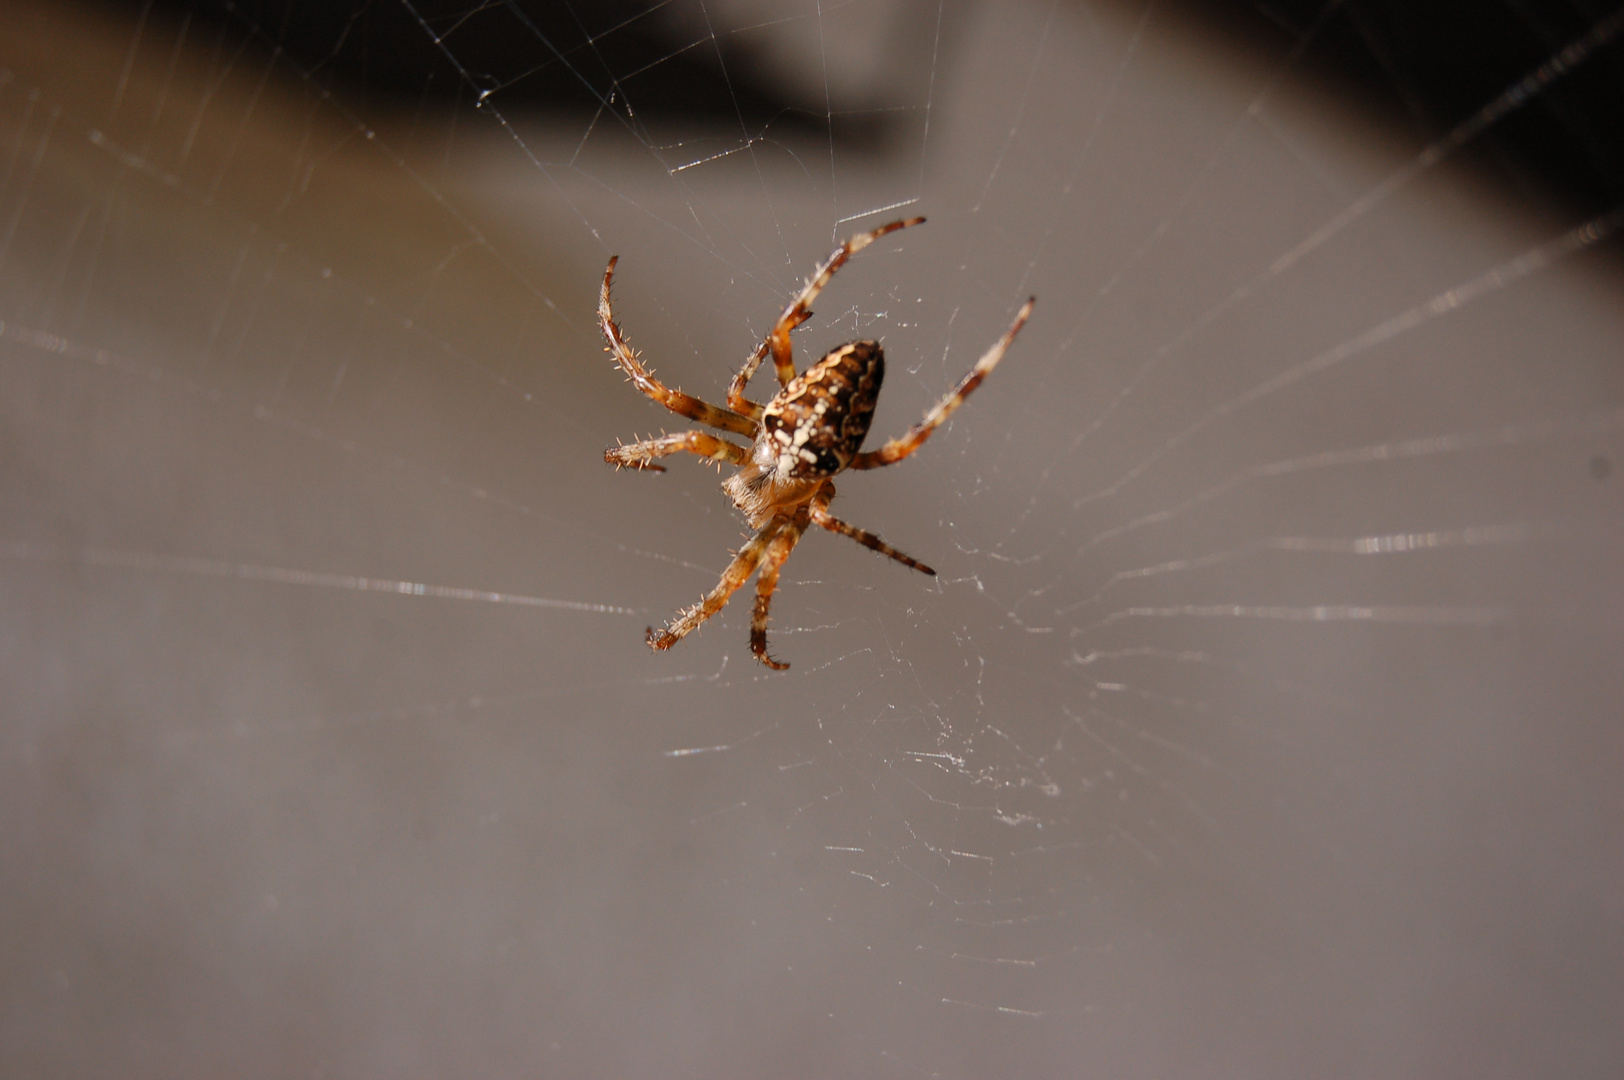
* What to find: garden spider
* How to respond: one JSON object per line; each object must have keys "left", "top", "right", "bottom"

{"left": 599, "top": 217, "right": 1034, "bottom": 669}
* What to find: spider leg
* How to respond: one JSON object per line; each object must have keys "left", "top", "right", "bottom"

{"left": 726, "top": 340, "right": 772, "bottom": 418}
{"left": 809, "top": 488, "right": 935, "bottom": 575}
{"left": 648, "top": 520, "right": 781, "bottom": 653}
{"left": 850, "top": 297, "right": 1034, "bottom": 470}
{"left": 605, "top": 430, "right": 750, "bottom": 472}
{"left": 727, "top": 216, "right": 926, "bottom": 411}
{"left": 749, "top": 514, "right": 809, "bottom": 670}
{"left": 599, "top": 257, "right": 757, "bottom": 438}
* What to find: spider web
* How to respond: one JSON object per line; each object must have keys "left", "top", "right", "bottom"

{"left": 3, "top": 1, "right": 1623, "bottom": 1076}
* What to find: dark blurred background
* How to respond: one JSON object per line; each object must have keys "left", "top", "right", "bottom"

{"left": 107, "top": 0, "right": 1624, "bottom": 216}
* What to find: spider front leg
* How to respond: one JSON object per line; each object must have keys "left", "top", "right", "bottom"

{"left": 750, "top": 512, "right": 810, "bottom": 670}
{"left": 605, "top": 430, "right": 750, "bottom": 472}
{"left": 727, "top": 216, "right": 926, "bottom": 412}
{"left": 809, "top": 487, "right": 934, "bottom": 575}
{"left": 648, "top": 520, "right": 781, "bottom": 653}
{"left": 851, "top": 297, "right": 1035, "bottom": 470}
{"left": 599, "top": 257, "right": 756, "bottom": 437}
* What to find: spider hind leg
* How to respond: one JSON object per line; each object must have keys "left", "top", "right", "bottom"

{"left": 851, "top": 297, "right": 1034, "bottom": 470}
{"left": 598, "top": 256, "right": 757, "bottom": 438}
{"left": 727, "top": 216, "right": 926, "bottom": 411}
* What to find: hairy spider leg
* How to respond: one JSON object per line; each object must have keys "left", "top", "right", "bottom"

{"left": 749, "top": 509, "right": 812, "bottom": 670}
{"left": 599, "top": 256, "right": 757, "bottom": 438}
{"left": 605, "top": 430, "right": 751, "bottom": 472}
{"left": 809, "top": 486, "right": 934, "bottom": 575}
{"left": 727, "top": 216, "right": 927, "bottom": 414}
{"left": 647, "top": 519, "right": 783, "bottom": 652}
{"left": 851, "top": 297, "right": 1035, "bottom": 470}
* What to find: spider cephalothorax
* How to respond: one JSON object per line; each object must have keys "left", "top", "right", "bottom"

{"left": 598, "top": 217, "right": 1033, "bottom": 669}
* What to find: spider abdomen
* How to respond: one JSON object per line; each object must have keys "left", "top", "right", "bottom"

{"left": 760, "top": 340, "right": 884, "bottom": 480}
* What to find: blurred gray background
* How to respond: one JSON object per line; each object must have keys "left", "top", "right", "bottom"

{"left": 3, "top": 1, "right": 1622, "bottom": 1076}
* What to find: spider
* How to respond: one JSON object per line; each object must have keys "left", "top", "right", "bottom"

{"left": 598, "top": 216, "right": 1034, "bottom": 669}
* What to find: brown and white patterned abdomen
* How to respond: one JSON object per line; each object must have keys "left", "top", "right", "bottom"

{"left": 759, "top": 340, "right": 884, "bottom": 480}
